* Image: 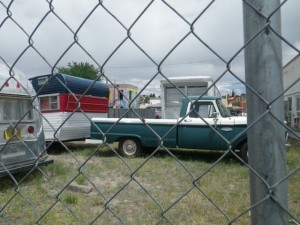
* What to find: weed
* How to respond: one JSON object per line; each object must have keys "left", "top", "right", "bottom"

{"left": 75, "top": 175, "right": 86, "bottom": 185}
{"left": 63, "top": 193, "right": 78, "bottom": 205}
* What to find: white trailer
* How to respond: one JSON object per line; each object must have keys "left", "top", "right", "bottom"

{"left": 0, "top": 64, "right": 52, "bottom": 177}
{"left": 29, "top": 74, "right": 110, "bottom": 142}
{"left": 160, "top": 76, "right": 220, "bottom": 119}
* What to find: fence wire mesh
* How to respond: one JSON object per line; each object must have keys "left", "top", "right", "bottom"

{"left": 0, "top": 0, "right": 299, "bottom": 224}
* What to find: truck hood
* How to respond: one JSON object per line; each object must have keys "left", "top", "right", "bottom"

{"left": 232, "top": 116, "right": 247, "bottom": 125}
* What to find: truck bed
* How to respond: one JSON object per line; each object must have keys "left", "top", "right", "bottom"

{"left": 91, "top": 118, "right": 178, "bottom": 148}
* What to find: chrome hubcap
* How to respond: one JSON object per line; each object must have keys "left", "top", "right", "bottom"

{"left": 124, "top": 140, "right": 136, "bottom": 155}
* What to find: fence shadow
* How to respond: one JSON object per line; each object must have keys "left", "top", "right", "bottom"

{"left": 47, "top": 141, "right": 117, "bottom": 157}
{"left": 0, "top": 169, "right": 44, "bottom": 191}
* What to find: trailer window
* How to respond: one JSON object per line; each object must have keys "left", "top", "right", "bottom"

{"left": 40, "top": 95, "right": 59, "bottom": 111}
{"left": 38, "top": 77, "right": 48, "bottom": 86}
{"left": 187, "top": 86, "right": 208, "bottom": 96}
{"left": 0, "top": 96, "right": 33, "bottom": 121}
{"left": 296, "top": 96, "right": 300, "bottom": 111}
{"left": 165, "top": 86, "right": 185, "bottom": 107}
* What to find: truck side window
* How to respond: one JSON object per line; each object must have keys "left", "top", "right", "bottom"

{"left": 189, "top": 102, "right": 216, "bottom": 118}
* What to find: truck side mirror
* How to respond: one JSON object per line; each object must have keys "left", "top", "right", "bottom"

{"left": 212, "top": 112, "right": 219, "bottom": 118}
{"left": 212, "top": 112, "right": 219, "bottom": 128}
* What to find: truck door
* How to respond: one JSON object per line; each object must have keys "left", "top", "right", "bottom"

{"left": 178, "top": 101, "right": 220, "bottom": 149}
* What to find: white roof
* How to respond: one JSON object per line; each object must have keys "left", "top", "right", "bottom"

{"left": 160, "top": 76, "right": 213, "bottom": 84}
{"left": 0, "top": 64, "right": 35, "bottom": 96}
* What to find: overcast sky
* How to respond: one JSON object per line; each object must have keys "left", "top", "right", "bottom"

{"left": 0, "top": 0, "right": 299, "bottom": 96}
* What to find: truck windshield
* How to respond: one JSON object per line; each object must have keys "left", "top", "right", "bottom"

{"left": 216, "top": 98, "right": 231, "bottom": 117}
{"left": 0, "top": 95, "right": 33, "bottom": 121}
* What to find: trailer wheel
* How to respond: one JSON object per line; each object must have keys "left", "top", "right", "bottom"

{"left": 119, "top": 138, "right": 142, "bottom": 157}
{"left": 239, "top": 143, "right": 248, "bottom": 163}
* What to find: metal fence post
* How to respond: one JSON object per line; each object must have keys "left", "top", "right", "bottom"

{"left": 243, "top": 1, "right": 288, "bottom": 224}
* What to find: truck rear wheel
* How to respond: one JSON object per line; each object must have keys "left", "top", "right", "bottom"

{"left": 239, "top": 143, "right": 248, "bottom": 163}
{"left": 119, "top": 138, "right": 142, "bottom": 157}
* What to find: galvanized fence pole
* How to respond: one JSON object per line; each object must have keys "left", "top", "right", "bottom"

{"left": 243, "top": 1, "right": 288, "bottom": 224}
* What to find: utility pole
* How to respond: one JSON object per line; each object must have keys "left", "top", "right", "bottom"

{"left": 243, "top": 1, "right": 288, "bottom": 224}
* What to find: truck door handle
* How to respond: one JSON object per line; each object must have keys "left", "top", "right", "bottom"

{"left": 184, "top": 119, "right": 192, "bottom": 122}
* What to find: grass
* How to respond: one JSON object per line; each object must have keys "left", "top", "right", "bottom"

{"left": 0, "top": 140, "right": 299, "bottom": 225}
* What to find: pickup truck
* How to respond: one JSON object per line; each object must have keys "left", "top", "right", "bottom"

{"left": 90, "top": 96, "right": 250, "bottom": 162}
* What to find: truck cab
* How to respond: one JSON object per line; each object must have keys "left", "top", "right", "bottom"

{"left": 178, "top": 96, "right": 247, "bottom": 154}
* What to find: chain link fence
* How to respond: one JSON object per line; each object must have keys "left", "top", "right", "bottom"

{"left": 0, "top": 0, "right": 299, "bottom": 224}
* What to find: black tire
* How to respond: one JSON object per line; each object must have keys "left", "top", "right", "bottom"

{"left": 118, "top": 138, "right": 142, "bottom": 157}
{"left": 239, "top": 143, "right": 248, "bottom": 163}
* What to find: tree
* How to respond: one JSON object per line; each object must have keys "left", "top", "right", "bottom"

{"left": 58, "top": 62, "right": 100, "bottom": 80}
{"left": 144, "top": 95, "right": 150, "bottom": 103}
{"left": 138, "top": 95, "right": 150, "bottom": 106}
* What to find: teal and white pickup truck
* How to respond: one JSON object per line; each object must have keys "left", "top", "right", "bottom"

{"left": 90, "top": 96, "right": 250, "bottom": 162}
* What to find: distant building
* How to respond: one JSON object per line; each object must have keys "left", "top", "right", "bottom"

{"left": 283, "top": 54, "right": 300, "bottom": 129}
{"left": 222, "top": 93, "right": 247, "bottom": 116}
{"left": 139, "top": 97, "right": 161, "bottom": 109}
{"left": 149, "top": 97, "right": 161, "bottom": 106}
{"left": 108, "top": 83, "right": 139, "bottom": 108}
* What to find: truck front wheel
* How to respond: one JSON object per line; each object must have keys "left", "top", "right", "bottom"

{"left": 119, "top": 138, "right": 142, "bottom": 157}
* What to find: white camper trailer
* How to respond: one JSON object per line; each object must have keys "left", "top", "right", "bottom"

{"left": 0, "top": 64, "right": 52, "bottom": 178}
{"left": 29, "top": 74, "right": 109, "bottom": 142}
{"left": 160, "top": 76, "right": 220, "bottom": 119}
